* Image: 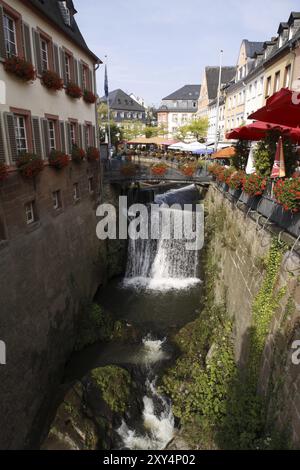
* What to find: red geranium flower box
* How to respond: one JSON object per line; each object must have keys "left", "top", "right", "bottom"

{"left": 243, "top": 174, "right": 266, "bottom": 197}
{"left": 87, "top": 147, "right": 100, "bottom": 162}
{"left": 274, "top": 177, "right": 300, "bottom": 213}
{"left": 41, "top": 70, "right": 63, "bottom": 91}
{"left": 17, "top": 153, "right": 44, "bottom": 179}
{"left": 66, "top": 82, "right": 83, "bottom": 99}
{"left": 4, "top": 56, "right": 36, "bottom": 82}
{"left": 83, "top": 90, "right": 97, "bottom": 104}
{"left": 151, "top": 163, "right": 168, "bottom": 176}
{"left": 49, "top": 150, "right": 70, "bottom": 169}
{"left": 71, "top": 145, "right": 86, "bottom": 163}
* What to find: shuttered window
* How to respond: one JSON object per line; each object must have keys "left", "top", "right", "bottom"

{"left": 78, "top": 124, "right": 83, "bottom": 148}
{"left": 48, "top": 120, "right": 56, "bottom": 150}
{"left": 53, "top": 44, "right": 60, "bottom": 76}
{"left": 92, "top": 126, "right": 96, "bottom": 147}
{"left": 3, "top": 13, "right": 17, "bottom": 57}
{"left": 33, "top": 29, "right": 42, "bottom": 76}
{"left": 32, "top": 117, "right": 43, "bottom": 159}
{"left": 0, "top": 114, "right": 6, "bottom": 164}
{"left": 60, "top": 121, "right": 66, "bottom": 153}
{"left": 65, "top": 122, "right": 72, "bottom": 154}
{"left": 22, "top": 22, "right": 32, "bottom": 63}
{"left": 4, "top": 113, "right": 17, "bottom": 163}
{"left": 41, "top": 119, "right": 50, "bottom": 158}
{"left": 0, "top": 6, "right": 7, "bottom": 60}
{"left": 65, "top": 53, "right": 71, "bottom": 83}
{"left": 14, "top": 116, "right": 28, "bottom": 154}
{"left": 40, "top": 37, "right": 49, "bottom": 72}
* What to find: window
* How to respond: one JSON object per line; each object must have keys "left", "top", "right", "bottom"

{"left": 88, "top": 177, "right": 94, "bottom": 193}
{"left": 253, "top": 81, "right": 257, "bottom": 98}
{"left": 59, "top": 1, "right": 71, "bottom": 26}
{"left": 52, "top": 190, "right": 62, "bottom": 210}
{"left": 266, "top": 76, "right": 272, "bottom": 97}
{"left": 279, "top": 34, "right": 283, "bottom": 48}
{"left": 3, "top": 14, "right": 17, "bottom": 56}
{"left": 258, "top": 77, "right": 263, "bottom": 95}
{"left": 25, "top": 202, "right": 35, "bottom": 225}
{"left": 289, "top": 26, "right": 293, "bottom": 40}
{"left": 70, "top": 122, "right": 76, "bottom": 146}
{"left": 85, "top": 125, "right": 91, "bottom": 148}
{"left": 284, "top": 65, "right": 292, "bottom": 88}
{"left": 14, "top": 116, "right": 28, "bottom": 154}
{"left": 40, "top": 38, "right": 49, "bottom": 71}
{"left": 65, "top": 54, "right": 71, "bottom": 83}
{"left": 73, "top": 183, "right": 80, "bottom": 201}
{"left": 274, "top": 71, "right": 281, "bottom": 93}
{"left": 48, "top": 120, "right": 56, "bottom": 151}
{"left": 172, "top": 114, "right": 178, "bottom": 123}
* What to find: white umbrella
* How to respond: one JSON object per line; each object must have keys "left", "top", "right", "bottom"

{"left": 168, "top": 142, "right": 186, "bottom": 150}
{"left": 246, "top": 144, "right": 256, "bottom": 174}
{"left": 182, "top": 142, "right": 207, "bottom": 151}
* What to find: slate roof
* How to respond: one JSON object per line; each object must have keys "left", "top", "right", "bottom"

{"left": 244, "top": 40, "right": 265, "bottom": 58}
{"left": 100, "top": 89, "right": 146, "bottom": 112}
{"left": 27, "top": 0, "right": 100, "bottom": 62}
{"left": 162, "top": 85, "right": 201, "bottom": 101}
{"left": 205, "top": 67, "right": 236, "bottom": 100}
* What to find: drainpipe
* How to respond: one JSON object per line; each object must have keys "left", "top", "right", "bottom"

{"left": 94, "top": 59, "right": 102, "bottom": 201}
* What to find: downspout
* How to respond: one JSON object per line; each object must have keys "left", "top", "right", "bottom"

{"left": 94, "top": 60, "right": 102, "bottom": 201}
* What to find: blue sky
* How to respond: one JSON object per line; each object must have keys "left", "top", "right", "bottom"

{"left": 75, "top": 0, "right": 300, "bottom": 106}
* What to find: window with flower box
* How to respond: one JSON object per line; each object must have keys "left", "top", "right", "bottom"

{"left": 70, "top": 122, "right": 76, "bottom": 146}
{"left": 48, "top": 120, "right": 56, "bottom": 151}
{"left": 3, "top": 13, "right": 17, "bottom": 56}
{"left": 40, "top": 37, "right": 49, "bottom": 71}
{"left": 14, "top": 115, "right": 28, "bottom": 154}
{"left": 65, "top": 53, "right": 71, "bottom": 82}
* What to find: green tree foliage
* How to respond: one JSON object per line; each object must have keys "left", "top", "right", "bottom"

{"left": 232, "top": 140, "right": 249, "bottom": 170}
{"left": 254, "top": 130, "right": 297, "bottom": 178}
{"left": 176, "top": 117, "right": 209, "bottom": 142}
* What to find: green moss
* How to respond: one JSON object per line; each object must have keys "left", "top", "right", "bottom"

{"left": 91, "top": 366, "right": 131, "bottom": 413}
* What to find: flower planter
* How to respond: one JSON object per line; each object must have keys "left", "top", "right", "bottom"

{"left": 17, "top": 153, "right": 44, "bottom": 178}
{"left": 66, "top": 82, "right": 82, "bottom": 99}
{"left": 0, "top": 163, "right": 8, "bottom": 182}
{"left": 239, "top": 191, "right": 261, "bottom": 210}
{"left": 4, "top": 56, "right": 36, "bottom": 82}
{"left": 151, "top": 163, "right": 168, "bottom": 176}
{"left": 274, "top": 177, "right": 300, "bottom": 214}
{"left": 48, "top": 150, "right": 70, "bottom": 169}
{"left": 228, "top": 188, "right": 242, "bottom": 199}
{"left": 87, "top": 147, "right": 100, "bottom": 162}
{"left": 41, "top": 70, "right": 63, "bottom": 91}
{"left": 71, "top": 145, "right": 86, "bottom": 163}
{"left": 83, "top": 90, "right": 97, "bottom": 104}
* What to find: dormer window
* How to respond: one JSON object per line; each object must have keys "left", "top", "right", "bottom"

{"left": 289, "top": 26, "right": 293, "bottom": 40}
{"left": 278, "top": 34, "right": 283, "bottom": 48}
{"left": 59, "top": 1, "right": 71, "bottom": 26}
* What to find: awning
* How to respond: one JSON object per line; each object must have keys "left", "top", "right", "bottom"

{"left": 226, "top": 121, "right": 300, "bottom": 143}
{"left": 248, "top": 88, "right": 300, "bottom": 128}
{"left": 212, "top": 147, "right": 236, "bottom": 159}
{"left": 127, "top": 137, "right": 176, "bottom": 145}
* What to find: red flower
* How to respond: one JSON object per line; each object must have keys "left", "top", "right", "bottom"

{"left": 4, "top": 56, "right": 36, "bottom": 82}
{"left": 243, "top": 174, "right": 266, "bottom": 197}
{"left": 83, "top": 90, "right": 97, "bottom": 104}
{"left": 41, "top": 70, "right": 63, "bottom": 91}
{"left": 274, "top": 177, "right": 300, "bottom": 212}
{"left": 151, "top": 163, "right": 168, "bottom": 176}
{"left": 17, "top": 153, "right": 44, "bottom": 179}
{"left": 86, "top": 147, "right": 100, "bottom": 162}
{"left": 228, "top": 170, "right": 246, "bottom": 190}
{"left": 180, "top": 163, "right": 197, "bottom": 177}
{"left": 66, "top": 82, "right": 83, "bottom": 99}
{"left": 48, "top": 150, "right": 70, "bottom": 169}
{"left": 71, "top": 145, "right": 86, "bottom": 163}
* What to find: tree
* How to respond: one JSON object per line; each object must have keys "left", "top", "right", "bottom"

{"left": 176, "top": 117, "right": 209, "bottom": 141}
{"left": 145, "top": 124, "right": 167, "bottom": 138}
{"left": 232, "top": 140, "right": 249, "bottom": 170}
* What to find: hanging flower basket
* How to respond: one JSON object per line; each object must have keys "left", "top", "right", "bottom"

{"left": 274, "top": 177, "right": 300, "bottom": 213}
{"left": 121, "top": 163, "right": 136, "bottom": 177}
{"left": 180, "top": 163, "right": 197, "bottom": 177}
{"left": 243, "top": 174, "right": 266, "bottom": 196}
{"left": 151, "top": 163, "right": 168, "bottom": 176}
{"left": 48, "top": 149, "right": 70, "bottom": 169}
{"left": 16, "top": 153, "right": 44, "bottom": 179}
{"left": 83, "top": 90, "right": 97, "bottom": 104}
{"left": 41, "top": 70, "right": 63, "bottom": 91}
{"left": 87, "top": 147, "right": 100, "bottom": 162}
{"left": 228, "top": 170, "right": 246, "bottom": 190}
{"left": 71, "top": 145, "right": 86, "bottom": 163}
{"left": 66, "top": 82, "right": 83, "bottom": 99}
{"left": 0, "top": 163, "right": 9, "bottom": 182}
{"left": 4, "top": 56, "right": 36, "bottom": 82}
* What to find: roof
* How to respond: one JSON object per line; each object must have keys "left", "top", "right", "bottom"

{"left": 27, "top": 0, "right": 100, "bottom": 62}
{"left": 162, "top": 85, "right": 201, "bottom": 101}
{"left": 288, "top": 12, "right": 300, "bottom": 25}
{"left": 244, "top": 40, "right": 264, "bottom": 58}
{"left": 100, "top": 89, "right": 146, "bottom": 112}
{"left": 205, "top": 66, "right": 236, "bottom": 100}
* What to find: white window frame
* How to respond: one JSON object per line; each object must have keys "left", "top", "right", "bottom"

{"left": 14, "top": 115, "right": 28, "bottom": 154}
{"left": 65, "top": 54, "right": 71, "bottom": 83}
{"left": 40, "top": 38, "right": 49, "bottom": 72}
{"left": 3, "top": 13, "right": 17, "bottom": 57}
{"left": 274, "top": 72, "right": 281, "bottom": 93}
{"left": 73, "top": 183, "right": 79, "bottom": 201}
{"left": 52, "top": 190, "right": 61, "bottom": 210}
{"left": 70, "top": 123, "right": 76, "bottom": 146}
{"left": 25, "top": 202, "right": 35, "bottom": 225}
{"left": 284, "top": 65, "right": 291, "bottom": 88}
{"left": 48, "top": 120, "right": 56, "bottom": 151}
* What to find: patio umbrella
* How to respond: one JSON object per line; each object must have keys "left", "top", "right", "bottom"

{"left": 271, "top": 137, "right": 286, "bottom": 179}
{"left": 226, "top": 121, "right": 300, "bottom": 143}
{"left": 245, "top": 145, "right": 256, "bottom": 174}
{"left": 168, "top": 142, "right": 186, "bottom": 150}
{"left": 182, "top": 142, "right": 207, "bottom": 152}
{"left": 249, "top": 88, "right": 300, "bottom": 128}
{"left": 212, "top": 147, "right": 236, "bottom": 159}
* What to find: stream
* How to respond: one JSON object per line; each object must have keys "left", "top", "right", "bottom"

{"left": 64, "top": 184, "right": 202, "bottom": 450}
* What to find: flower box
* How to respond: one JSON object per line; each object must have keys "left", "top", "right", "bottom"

{"left": 228, "top": 170, "right": 246, "bottom": 191}
{"left": 0, "top": 163, "right": 8, "bottom": 182}
{"left": 180, "top": 163, "right": 197, "bottom": 177}
{"left": 48, "top": 150, "right": 70, "bottom": 169}
{"left": 4, "top": 56, "right": 36, "bottom": 82}
{"left": 41, "top": 70, "right": 63, "bottom": 91}
{"left": 83, "top": 90, "right": 97, "bottom": 104}
{"left": 87, "top": 147, "right": 100, "bottom": 162}
{"left": 274, "top": 177, "right": 300, "bottom": 213}
{"left": 66, "top": 82, "right": 82, "bottom": 99}
{"left": 151, "top": 163, "right": 168, "bottom": 176}
{"left": 71, "top": 145, "right": 86, "bottom": 163}
{"left": 243, "top": 174, "right": 266, "bottom": 197}
{"left": 17, "top": 153, "right": 44, "bottom": 178}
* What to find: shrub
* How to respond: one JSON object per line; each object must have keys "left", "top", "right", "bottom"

{"left": 274, "top": 177, "right": 300, "bottom": 213}
{"left": 71, "top": 144, "right": 85, "bottom": 163}
{"left": 83, "top": 90, "right": 97, "bottom": 104}
{"left": 0, "top": 163, "right": 8, "bottom": 182}
{"left": 48, "top": 149, "right": 69, "bottom": 169}
{"left": 243, "top": 173, "right": 266, "bottom": 196}
{"left": 4, "top": 56, "right": 36, "bottom": 82}
{"left": 41, "top": 70, "right": 63, "bottom": 91}
{"left": 86, "top": 147, "right": 100, "bottom": 162}
{"left": 66, "top": 82, "right": 82, "bottom": 99}
{"left": 228, "top": 170, "right": 246, "bottom": 190}
{"left": 16, "top": 152, "right": 44, "bottom": 178}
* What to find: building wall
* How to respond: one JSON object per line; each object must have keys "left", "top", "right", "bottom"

{"left": 207, "top": 102, "right": 225, "bottom": 143}
{"left": 244, "top": 72, "right": 265, "bottom": 123}
{"left": 197, "top": 71, "right": 209, "bottom": 118}
{"left": 263, "top": 50, "right": 294, "bottom": 103}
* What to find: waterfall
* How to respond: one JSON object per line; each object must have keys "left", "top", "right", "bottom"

{"left": 123, "top": 201, "right": 200, "bottom": 291}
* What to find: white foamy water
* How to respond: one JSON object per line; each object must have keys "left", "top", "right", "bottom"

{"left": 123, "top": 276, "right": 200, "bottom": 291}
{"left": 142, "top": 335, "right": 167, "bottom": 363}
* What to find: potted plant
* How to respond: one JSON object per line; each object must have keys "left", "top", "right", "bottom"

{"left": 180, "top": 163, "right": 197, "bottom": 177}
{"left": 0, "top": 163, "right": 8, "bottom": 182}
{"left": 41, "top": 70, "right": 63, "bottom": 91}
{"left": 243, "top": 173, "right": 266, "bottom": 197}
{"left": 4, "top": 56, "right": 36, "bottom": 82}
{"left": 151, "top": 162, "right": 168, "bottom": 176}
{"left": 48, "top": 149, "right": 70, "bottom": 169}
{"left": 228, "top": 170, "right": 245, "bottom": 198}
{"left": 274, "top": 177, "right": 300, "bottom": 213}
{"left": 66, "top": 82, "right": 82, "bottom": 99}
{"left": 83, "top": 90, "right": 97, "bottom": 104}
{"left": 71, "top": 144, "right": 86, "bottom": 163}
{"left": 86, "top": 147, "right": 100, "bottom": 162}
{"left": 16, "top": 152, "right": 44, "bottom": 178}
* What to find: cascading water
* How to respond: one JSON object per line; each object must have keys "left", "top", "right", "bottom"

{"left": 123, "top": 185, "right": 201, "bottom": 291}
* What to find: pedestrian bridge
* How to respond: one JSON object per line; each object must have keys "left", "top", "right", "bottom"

{"left": 102, "top": 159, "right": 213, "bottom": 185}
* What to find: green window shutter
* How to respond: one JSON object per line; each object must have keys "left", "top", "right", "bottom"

{"left": 32, "top": 116, "right": 43, "bottom": 158}
{"left": 92, "top": 126, "right": 96, "bottom": 147}
{"left": 0, "top": 6, "right": 7, "bottom": 61}
{"left": 65, "top": 122, "right": 72, "bottom": 154}
{"left": 0, "top": 113, "right": 7, "bottom": 164}
{"left": 53, "top": 43, "right": 60, "bottom": 76}
{"left": 78, "top": 124, "right": 83, "bottom": 149}
{"left": 74, "top": 58, "right": 79, "bottom": 86}
{"left": 59, "top": 121, "right": 66, "bottom": 153}
{"left": 4, "top": 112, "right": 17, "bottom": 163}
{"left": 22, "top": 22, "right": 32, "bottom": 63}
{"left": 33, "top": 29, "right": 42, "bottom": 76}
{"left": 41, "top": 118, "right": 50, "bottom": 158}
{"left": 60, "top": 48, "right": 67, "bottom": 85}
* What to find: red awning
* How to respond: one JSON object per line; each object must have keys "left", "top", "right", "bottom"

{"left": 226, "top": 120, "right": 300, "bottom": 143}
{"left": 248, "top": 88, "right": 300, "bottom": 128}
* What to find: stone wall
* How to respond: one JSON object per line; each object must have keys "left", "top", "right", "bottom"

{"left": 206, "top": 185, "right": 300, "bottom": 447}
{"left": 0, "top": 164, "right": 124, "bottom": 449}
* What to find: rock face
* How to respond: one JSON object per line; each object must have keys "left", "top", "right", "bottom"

{"left": 42, "top": 365, "right": 134, "bottom": 450}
